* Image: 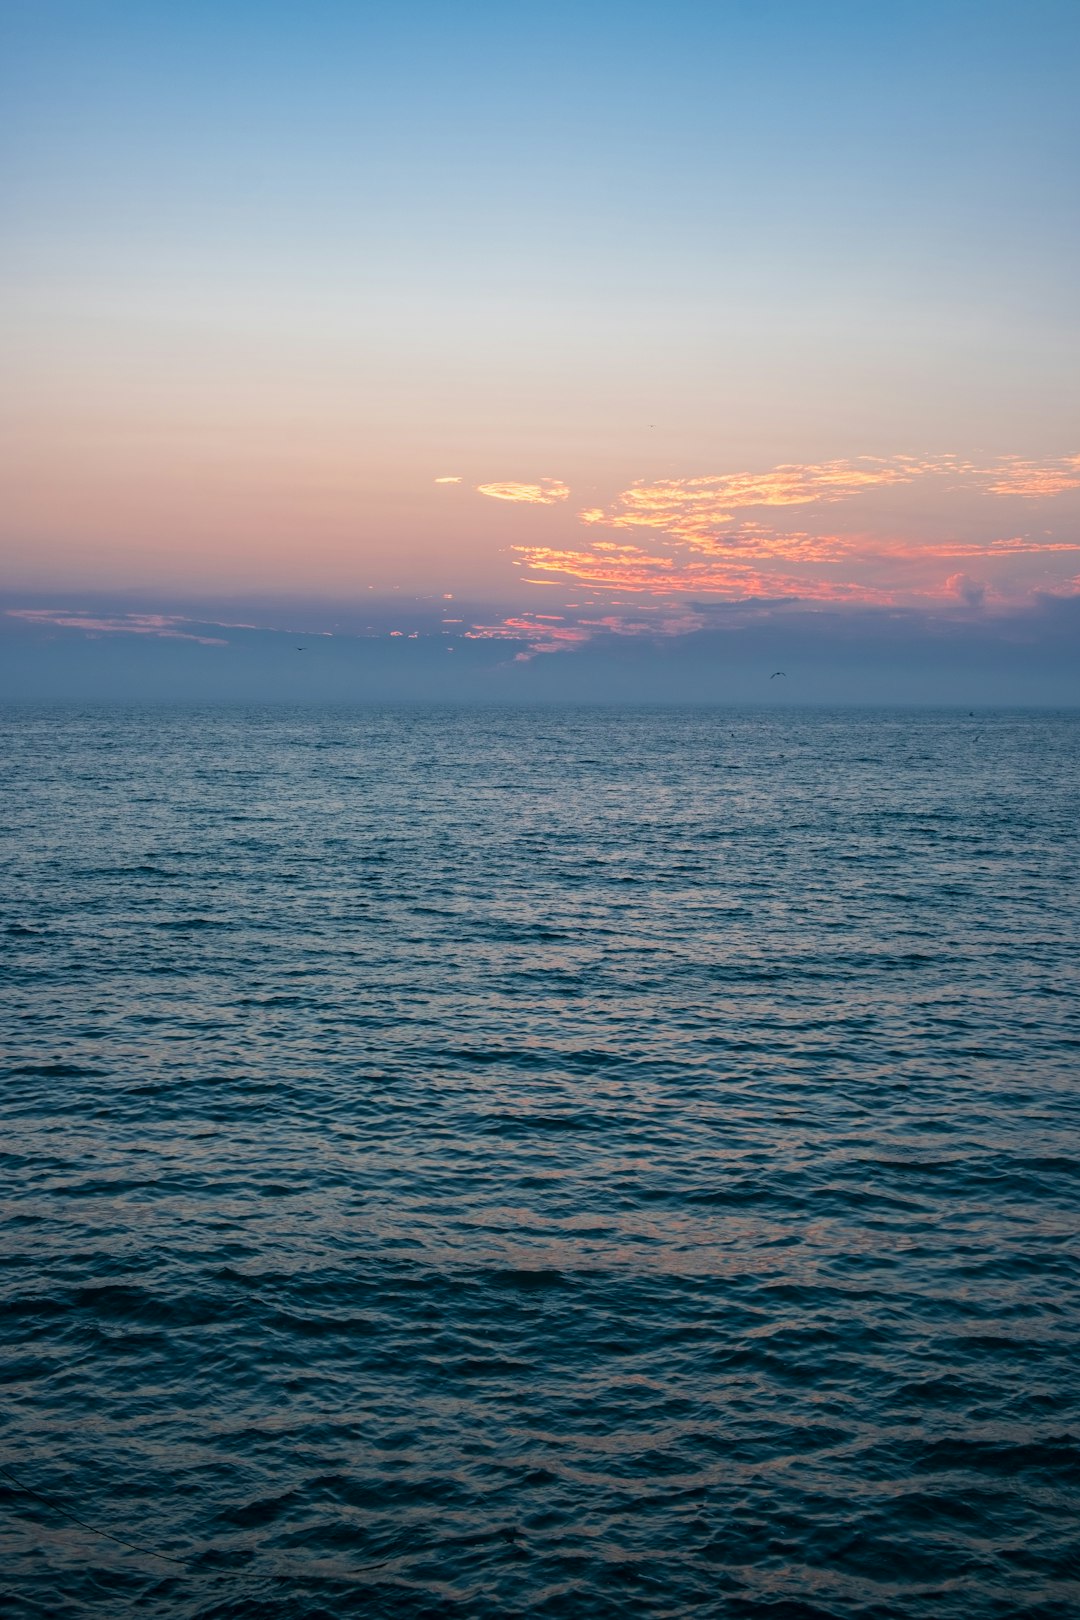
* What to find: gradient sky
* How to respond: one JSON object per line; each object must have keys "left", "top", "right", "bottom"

{"left": 2, "top": 0, "right": 1078, "bottom": 696}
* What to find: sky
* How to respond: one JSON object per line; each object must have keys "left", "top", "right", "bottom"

{"left": 2, "top": 0, "right": 1078, "bottom": 701}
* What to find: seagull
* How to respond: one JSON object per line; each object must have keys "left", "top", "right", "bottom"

{"left": 770, "top": 670, "right": 786, "bottom": 679}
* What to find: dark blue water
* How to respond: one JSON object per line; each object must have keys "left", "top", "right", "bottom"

{"left": 1, "top": 705, "right": 1077, "bottom": 1619}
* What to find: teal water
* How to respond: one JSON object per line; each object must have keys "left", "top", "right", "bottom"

{"left": 1, "top": 706, "right": 1077, "bottom": 1618}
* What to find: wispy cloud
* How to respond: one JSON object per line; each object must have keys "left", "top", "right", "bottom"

{"left": 513, "top": 543, "right": 890, "bottom": 602}
{"left": 577, "top": 452, "right": 1080, "bottom": 550}
{"left": 580, "top": 458, "right": 920, "bottom": 542}
{"left": 464, "top": 614, "right": 592, "bottom": 656}
{"left": 7, "top": 608, "right": 228, "bottom": 644}
{"left": 510, "top": 528, "right": 1080, "bottom": 610}
{"left": 871, "top": 536, "right": 1080, "bottom": 561}
{"left": 672, "top": 524, "right": 859, "bottom": 562}
{"left": 463, "top": 608, "right": 715, "bottom": 659}
{"left": 984, "top": 454, "right": 1080, "bottom": 497}
{"left": 476, "top": 479, "right": 570, "bottom": 505}
{"left": 434, "top": 475, "right": 462, "bottom": 484}
{"left": 463, "top": 452, "right": 1080, "bottom": 542}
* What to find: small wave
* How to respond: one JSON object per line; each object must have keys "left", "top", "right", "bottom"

{"left": 914, "top": 1434, "right": 1080, "bottom": 1481}
{"left": 154, "top": 916, "right": 231, "bottom": 930}
{"left": 483, "top": 1112, "right": 594, "bottom": 1134}
{"left": 6, "top": 1060, "right": 107, "bottom": 1077}
{"left": 479, "top": 1267, "right": 567, "bottom": 1291}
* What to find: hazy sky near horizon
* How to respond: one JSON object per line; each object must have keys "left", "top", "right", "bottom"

{"left": 2, "top": 0, "right": 1079, "bottom": 688}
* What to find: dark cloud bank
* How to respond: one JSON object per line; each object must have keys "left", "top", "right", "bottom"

{"left": 2, "top": 593, "right": 1078, "bottom": 707}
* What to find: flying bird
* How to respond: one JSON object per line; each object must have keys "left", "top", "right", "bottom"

{"left": 770, "top": 670, "right": 786, "bottom": 679}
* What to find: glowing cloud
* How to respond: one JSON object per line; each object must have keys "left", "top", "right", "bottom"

{"left": 580, "top": 459, "right": 922, "bottom": 544}
{"left": 984, "top": 454, "right": 1080, "bottom": 497}
{"left": 577, "top": 452, "right": 1080, "bottom": 552}
{"left": 513, "top": 543, "right": 889, "bottom": 602}
{"left": 676, "top": 525, "right": 859, "bottom": 562}
{"left": 434, "top": 475, "right": 462, "bottom": 484}
{"left": 496, "top": 449, "right": 1079, "bottom": 616}
{"left": 476, "top": 479, "right": 570, "bottom": 505}
{"left": 873, "top": 536, "right": 1080, "bottom": 560}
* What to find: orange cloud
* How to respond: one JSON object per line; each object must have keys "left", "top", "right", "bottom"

{"left": 680, "top": 525, "right": 859, "bottom": 562}
{"left": 985, "top": 454, "right": 1080, "bottom": 497}
{"left": 477, "top": 479, "right": 570, "bottom": 505}
{"left": 462, "top": 449, "right": 1080, "bottom": 640}
{"left": 579, "top": 458, "right": 924, "bottom": 544}
{"left": 514, "top": 543, "right": 889, "bottom": 602}
{"left": 873, "top": 536, "right": 1080, "bottom": 561}
{"left": 577, "top": 452, "right": 1080, "bottom": 551}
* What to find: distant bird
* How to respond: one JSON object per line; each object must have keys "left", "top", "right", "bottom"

{"left": 296, "top": 647, "right": 305, "bottom": 652}
{"left": 770, "top": 670, "right": 786, "bottom": 679}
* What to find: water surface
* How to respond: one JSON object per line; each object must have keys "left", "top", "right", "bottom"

{"left": 1, "top": 705, "right": 1077, "bottom": 1617}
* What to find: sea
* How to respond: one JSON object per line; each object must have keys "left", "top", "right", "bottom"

{"left": 1, "top": 704, "right": 1077, "bottom": 1619}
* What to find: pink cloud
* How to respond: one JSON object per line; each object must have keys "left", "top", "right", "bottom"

{"left": 464, "top": 614, "right": 592, "bottom": 654}
{"left": 512, "top": 542, "right": 891, "bottom": 602}
{"left": 491, "top": 446, "right": 1080, "bottom": 627}
{"left": 575, "top": 452, "right": 1080, "bottom": 554}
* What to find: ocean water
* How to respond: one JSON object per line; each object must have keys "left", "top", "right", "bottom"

{"left": 1, "top": 704, "right": 1077, "bottom": 1620}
